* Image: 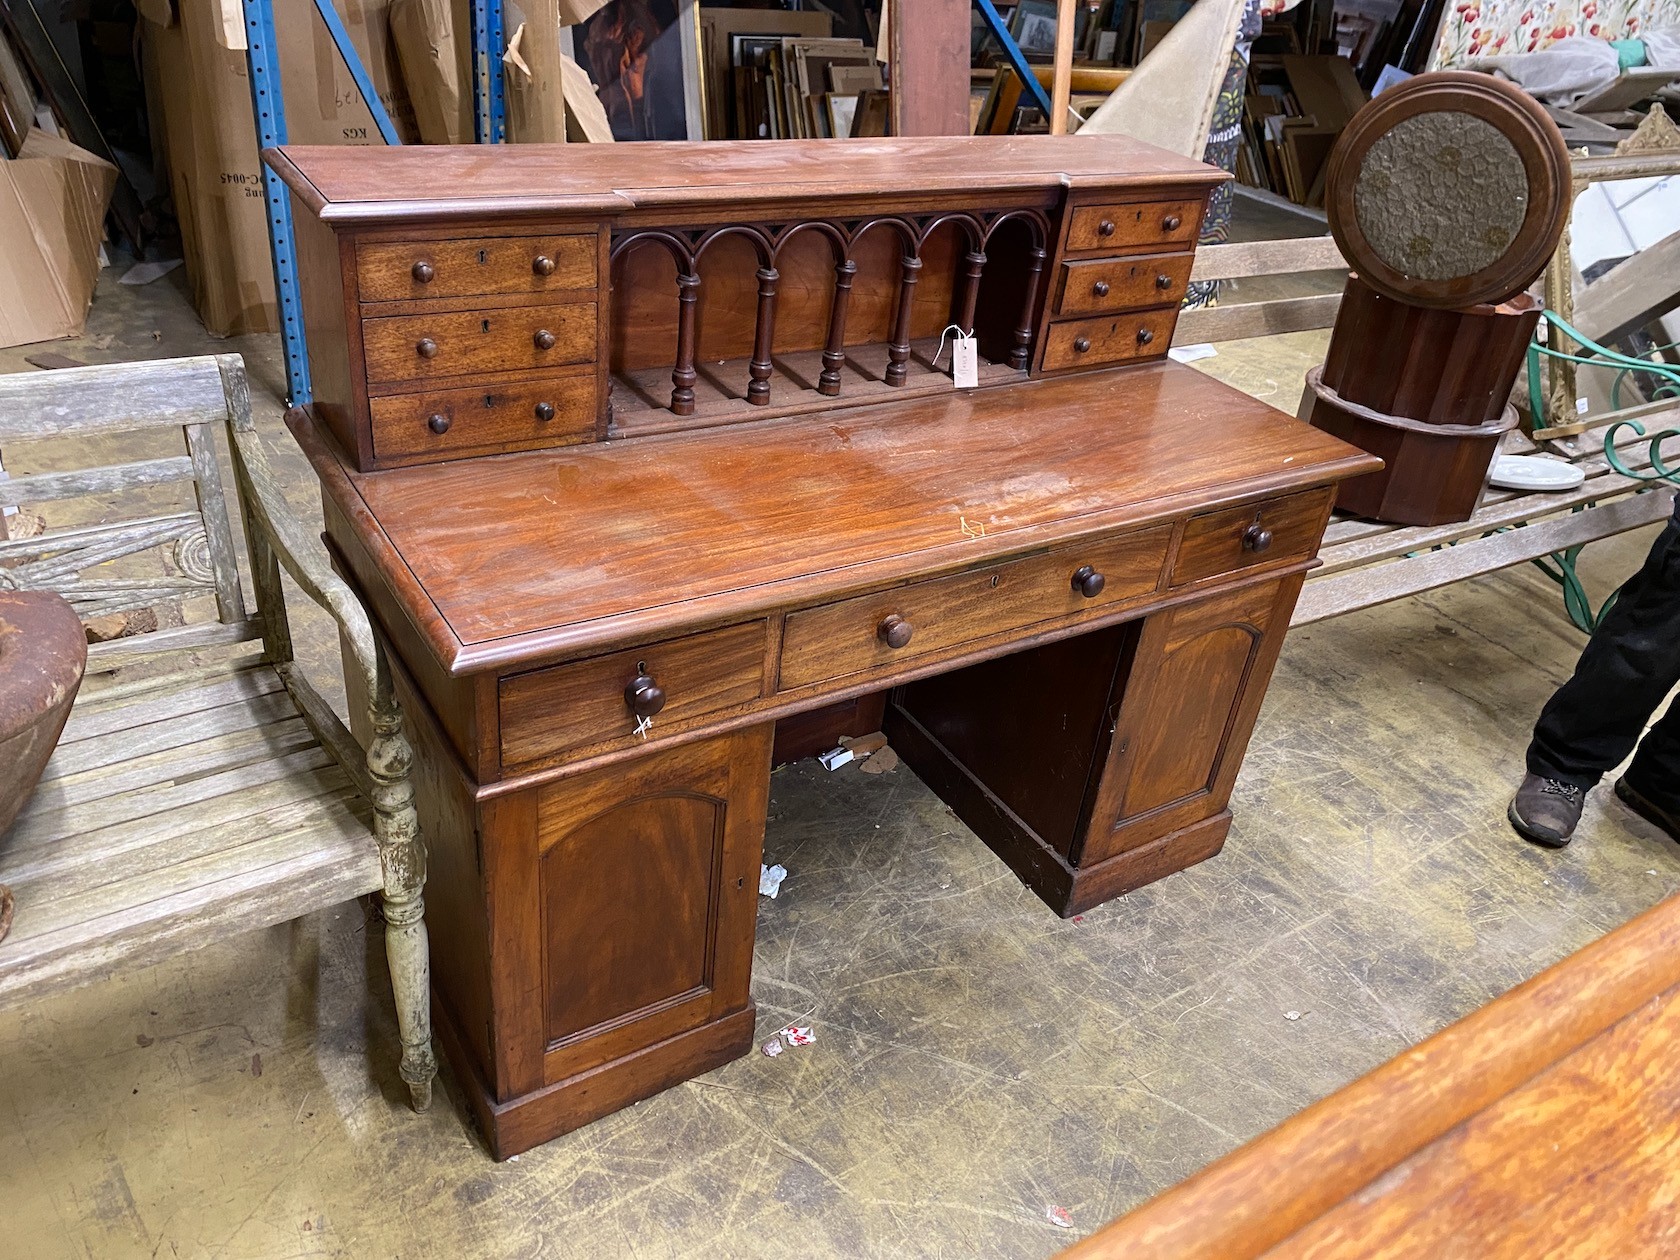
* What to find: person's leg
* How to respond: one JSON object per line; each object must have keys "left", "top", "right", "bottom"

{"left": 1527, "top": 496, "right": 1680, "bottom": 789}
{"left": 1514, "top": 494, "right": 1680, "bottom": 845}
{"left": 1618, "top": 694, "right": 1680, "bottom": 838}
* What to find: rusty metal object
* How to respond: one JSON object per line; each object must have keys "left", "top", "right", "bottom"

{"left": 0, "top": 590, "right": 87, "bottom": 840}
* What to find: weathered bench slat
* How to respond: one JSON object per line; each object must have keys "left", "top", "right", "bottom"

{"left": 20, "top": 718, "right": 322, "bottom": 816}
{"left": 5, "top": 746, "right": 338, "bottom": 850}
{"left": 1294, "top": 492, "right": 1674, "bottom": 624}
{"left": 85, "top": 618, "right": 264, "bottom": 664}
{"left": 42, "top": 688, "right": 302, "bottom": 780}
{"left": 0, "top": 456, "right": 198, "bottom": 506}
{"left": 58, "top": 667, "right": 286, "bottom": 744}
{"left": 0, "top": 356, "right": 229, "bottom": 439}
{"left": 1, "top": 771, "right": 360, "bottom": 888}
{"left": 0, "top": 818, "right": 382, "bottom": 1008}
{"left": 1175, "top": 293, "right": 1343, "bottom": 344}
{"left": 1315, "top": 478, "right": 1664, "bottom": 577}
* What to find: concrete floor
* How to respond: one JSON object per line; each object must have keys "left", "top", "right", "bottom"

{"left": 2, "top": 260, "right": 1676, "bottom": 1260}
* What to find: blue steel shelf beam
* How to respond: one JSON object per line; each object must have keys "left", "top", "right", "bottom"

{"left": 472, "top": 0, "right": 508, "bottom": 143}
{"left": 245, "top": 0, "right": 491, "bottom": 407}
{"left": 973, "top": 0, "right": 1054, "bottom": 118}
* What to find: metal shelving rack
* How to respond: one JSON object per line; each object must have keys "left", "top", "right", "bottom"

{"left": 241, "top": 1, "right": 1034, "bottom": 407}
{"left": 240, "top": 0, "right": 507, "bottom": 406}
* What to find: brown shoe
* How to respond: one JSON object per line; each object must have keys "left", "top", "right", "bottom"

{"left": 1615, "top": 777, "right": 1680, "bottom": 842}
{"left": 1509, "top": 774, "right": 1586, "bottom": 848}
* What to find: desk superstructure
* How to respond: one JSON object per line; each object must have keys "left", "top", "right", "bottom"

{"left": 271, "top": 136, "right": 1379, "bottom": 1158}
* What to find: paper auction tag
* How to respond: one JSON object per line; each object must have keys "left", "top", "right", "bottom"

{"left": 952, "top": 333, "right": 979, "bottom": 389}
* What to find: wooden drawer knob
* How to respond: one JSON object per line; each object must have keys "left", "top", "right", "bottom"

{"left": 1162, "top": 213, "right": 1182, "bottom": 232}
{"left": 1073, "top": 336, "right": 1092, "bottom": 354}
{"left": 533, "top": 328, "right": 557, "bottom": 351}
{"left": 427, "top": 413, "right": 450, "bottom": 435}
{"left": 624, "top": 673, "right": 666, "bottom": 718}
{"left": 416, "top": 337, "right": 438, "bottom": 359}
{"left": 1242, "top": 523, "right": 1274, "bottom": 553}
{"left": 1097, "top": 219, "right": 1116, "bottom": 237}
{"left": 877, "top": 614, "right": 913, "bottom": 650}
{"left": 534, "top": 401, "right": 556, "bottom": 422}
{"left": 1136, "top": 327, "right": 1154, "bottom": 346}
{"left": 532, "top": 254, "right": 556, "bottom": 276}
{"left": 1156, "top": 273, "right": 1174, "bottom": 290}
{"left": 411, "top": 261, "right": 434, "bottom": 283}
{"left": 1092, "top": 279, "right": 1110, "bottom": 298}
{"left": 1071, "top": 565, "right": 1105, "bottom": 599}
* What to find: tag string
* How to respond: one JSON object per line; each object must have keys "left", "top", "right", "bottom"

{"left": 933, "top": 323, "right": 975, "bottom": 368}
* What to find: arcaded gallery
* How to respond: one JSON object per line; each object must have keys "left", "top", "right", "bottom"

{"left": 3, "top": 0, "right": 1680, "bottom": 1255}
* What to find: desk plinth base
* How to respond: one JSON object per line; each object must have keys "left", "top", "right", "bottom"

{"left": 439, "top": 996, "right": 758, "bottom": 1161}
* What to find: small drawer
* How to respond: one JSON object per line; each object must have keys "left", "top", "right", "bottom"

{"left": 369, "top": 370, "right": 597, "bottom": 464}
{"left": 500, "top": 622, "right": 769, "bottom": 772}
{"left": 1066, "top": 200, "right": 1201, "bottom": 253}
{"left": 356, "top": 234, "right": 596, "bottom": 303}
{"left": 1054, "top": 253, "right": 1194, "bottom": 318}
{"left": 1042, "top": 309, "right": 1177, "bottom": 372}
{"left": 1170, "top": 490, "right": 1332, "bottom": 587}
{"left": 778, "top": 527, "right": 1172, "bottom": 691}
{"left": 362, "top": 302, "right": 596, "bottom": 385}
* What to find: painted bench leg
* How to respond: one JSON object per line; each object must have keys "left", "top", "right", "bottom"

{"left": 370, "top": 687, "right": 437, "bottom": 1112}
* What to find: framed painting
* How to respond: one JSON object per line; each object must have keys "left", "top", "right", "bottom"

{"left": 573, "top": 0, "right": 705, "bottom": 141}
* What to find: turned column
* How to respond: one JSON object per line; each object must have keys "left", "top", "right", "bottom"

{"left": 670, "top": 271, "right": 701, "bottom": 415}
{"left": 955, "top": 249, "right": 987, "bottom": 336}
{"left": 1011, "top": 245, "right": 1047, "bottom": 371}
{"left": 886, "top": 253, "right": 923, "bottom": 387}
{"left": 819, "top": 259, "right": 858, "bottom": 397}
{"left": 748, "top": 265, "right": 779, "bottom": 405}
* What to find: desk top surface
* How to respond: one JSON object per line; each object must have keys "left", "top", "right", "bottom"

{"left": 300, "top": 363, "right": 1375, "bottom": 674}
{"left": 269, "top": 135, "right": 1227, "bottom": 223}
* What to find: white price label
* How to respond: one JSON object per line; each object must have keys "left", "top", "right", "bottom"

{"left": 952, "top": 333, "right": 979, "bottom": 389}
{"left": 1576, "top": 397, "right": 1590, "bottom": 415}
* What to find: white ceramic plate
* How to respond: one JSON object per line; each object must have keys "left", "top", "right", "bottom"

{"left": 1489, "top": 455, "right": 1587, "bottom": 491}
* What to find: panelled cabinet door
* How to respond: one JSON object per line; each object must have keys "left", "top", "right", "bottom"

{"left": 1079, "top": 575, "right": 1302, "bottom": 866}
{"left": 530, "top": 727, "right": 772, "bottom": 1087}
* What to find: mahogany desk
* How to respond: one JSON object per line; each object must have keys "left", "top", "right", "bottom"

{"left": 271, "top": 137, "right": 1379, "bottom": 1158}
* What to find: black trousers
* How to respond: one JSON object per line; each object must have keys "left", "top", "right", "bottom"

{"left": 1527, "top": 492, "right": 1680, "bottom": 807}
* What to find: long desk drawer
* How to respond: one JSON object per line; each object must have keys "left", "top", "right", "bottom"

{"left": 500, "top": 621, "right": 768, "bottom": 771}
{"left": 778, "top": 527, "right": 1172, "bottom": 691}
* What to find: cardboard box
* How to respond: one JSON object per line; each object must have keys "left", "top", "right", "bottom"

{"left": 391, "top": 0, "right": 469, "bottom": 143}
{"left": 143, "top": 0, "right": 419, "bottom": 336}
{"left": 0, "top": 129, "right": 118, "bottom": 348}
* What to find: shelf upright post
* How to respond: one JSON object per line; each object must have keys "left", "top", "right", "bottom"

{"left": 472, "top": 0, "right": 507, "bottom": 143}
{"left": 241, "top": 0, "right": 312, "bottom": 407}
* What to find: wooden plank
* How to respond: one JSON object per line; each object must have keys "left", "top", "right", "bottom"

{"left": 58, "top": 667, "right": 286, "bottom": 744}
{"left": 1049, "top": 0, "right": 1077, "bottom": 136}
{"left": 0, "top": 456, "right": 197, "bottom": 506}
{"left": 6, "top": 745, "right": 337, "bottom": 850}
{"left": 889, "top": 0, "right": 971, "bottom": 137}
{"left": 1189, "top": 236, "right": 1345, "bottom": 282}
{"left": 0, "top": 817, "right": 382, "bottom": 1009}
{"left": 1292, "top": 491, "right": 1674, "bottom": 625}
{"left": 85, "top": 618, "right": 263, "bottom": 664}
{"left": 184, "top": 421, "right": 249, "bottom": 625}
{"left": 0, "top": 771, "right": 362, "bottom": 890}
{"left": 1065, "top": 895, "right": 1680, "bottom": 1260}
{"left": 1314, "top": 474, "right": 1639, "bottom": 577}
{"left": 15, "top": 719, "right": 323, "bottom": 821}
{"left": 1571, "top": 226, "right": 1680, "bottom": 344}
{"left": 41, "top": 688, "right": 302, "bottom": 780}
{"left": 1174, "top": 293, "right": 1342, "bottom": 344}
{"left": 0, "top": 356, "right": 229, "bottom": 439}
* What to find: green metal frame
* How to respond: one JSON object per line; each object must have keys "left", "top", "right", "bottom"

{"left": 1516, "top": 310, "right": 1680, "bottom": 632}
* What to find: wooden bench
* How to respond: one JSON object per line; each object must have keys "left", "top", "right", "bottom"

{"left": 0, "top": 354, "right": 436, "bottom": 1110}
